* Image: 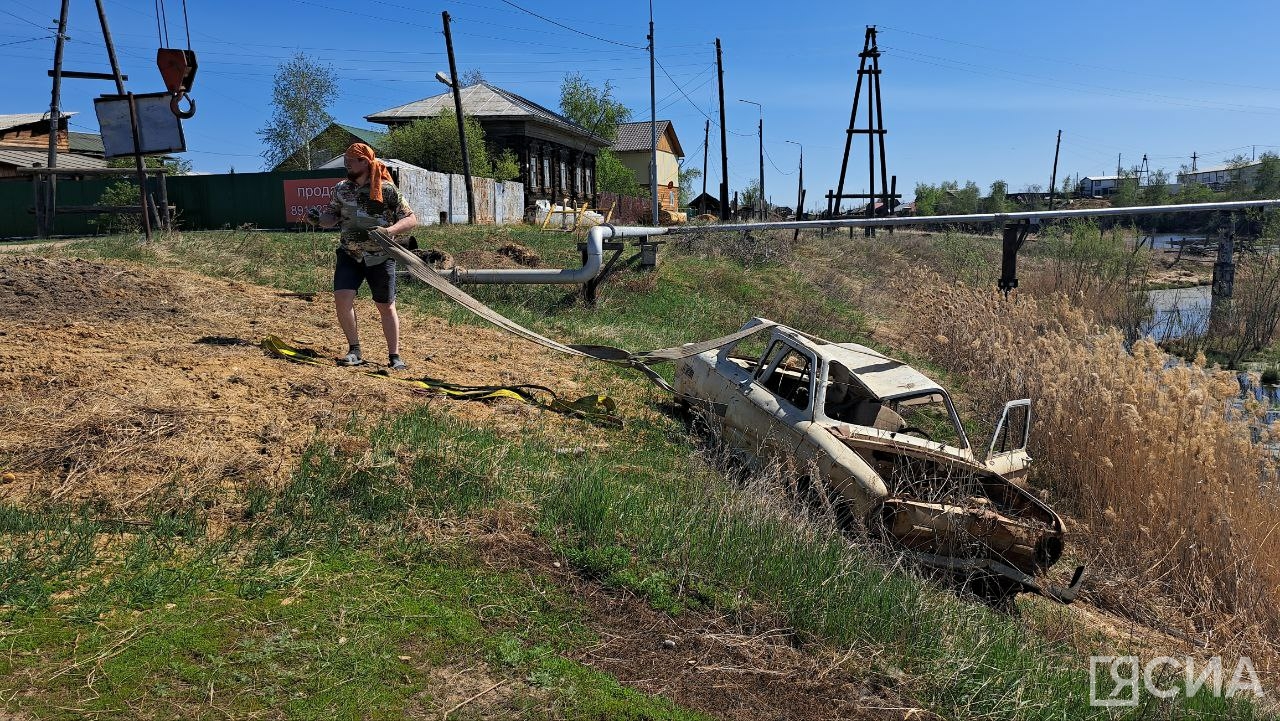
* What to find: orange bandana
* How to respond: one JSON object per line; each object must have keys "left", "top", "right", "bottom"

{"left": 345, "top": 143, "right": 393, "bottom": 203}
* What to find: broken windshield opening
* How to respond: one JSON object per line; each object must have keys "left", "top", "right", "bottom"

{"left": 888, "top": 392, "right": 968, "bottom": 448}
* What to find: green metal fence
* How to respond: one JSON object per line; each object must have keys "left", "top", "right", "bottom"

{"left": 0, "top": 169, "right": 346, "bottom": 239}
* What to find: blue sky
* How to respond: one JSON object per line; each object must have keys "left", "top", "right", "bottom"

{"left": 6, "top": 0, "right": 1280, "bottom": 209}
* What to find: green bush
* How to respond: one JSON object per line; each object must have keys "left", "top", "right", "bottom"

{"left": 96, "top": 180, "right": 142, "bottom": 234}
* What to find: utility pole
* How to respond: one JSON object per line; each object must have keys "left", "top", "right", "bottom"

{"left": 43, "top": 0, "right": 71, "bottom": 238}
{"left": 442, "top": 12, "right": 475, "bottom": 224}
{"left": 739, "top": 99, "right": 762, "bottom": 220}
{"left": 1047, "top": 129, "right": 1061, "bottom": 211}
{"left": 647, "top": 1, "right": 659, "bottom": 225}
{"left": 1116, "top": 153, "right": 1122, "bottom": 180}
{"left": 785, "top": 140, "right": 803, "bottom": 220}
{"left": 715, "top": 38, "right": 729, "bottom": 221}
{"left": 700, "top": 118, "right": 709, "bottom": 214}
{"left": 1192, "top": 151, "right": 1198, "bottom": 172}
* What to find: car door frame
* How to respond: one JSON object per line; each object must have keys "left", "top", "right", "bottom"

{"left": 986, "top": 398, "right": 1032, "bottom": 480}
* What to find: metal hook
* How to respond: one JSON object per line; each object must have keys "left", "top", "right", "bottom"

{"left": 170, "top": 92, "right": 195, "bottom": 119}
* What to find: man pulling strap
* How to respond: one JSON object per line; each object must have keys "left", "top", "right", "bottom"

{"left": 315, "top": 143, "right": 418, "bottom": 370}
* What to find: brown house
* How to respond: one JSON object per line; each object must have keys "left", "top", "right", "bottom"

{"left": 0, "top": 112, "right": 109, "bottom": 179}
{"left": 366, "top": 83, "right": 609, "bottom": 209}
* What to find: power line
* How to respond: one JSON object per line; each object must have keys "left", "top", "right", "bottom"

{"left": 0, "top": 8, "right": 51, "bottom": 31}
{"left": 764, "top": 146, "right": 793, "bottom": 175}
{"left": 496, "top": 0, "right": 646, "bottom": 50}
{"left": 0, "top": 35, "right": 49, "bottom": 47}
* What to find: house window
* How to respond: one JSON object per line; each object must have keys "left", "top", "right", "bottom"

{"left": 542, "top": 156, "right": 550, "bottom": 190}
{"left": 559, "top": 159, "right": 567, "bottom": 190}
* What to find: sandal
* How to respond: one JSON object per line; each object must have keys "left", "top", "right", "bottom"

{"left": 338, "top": 347, "right": 364, "bottom": 366}
{"left": 388, "top": 354, "right": 407, "bottom": 371}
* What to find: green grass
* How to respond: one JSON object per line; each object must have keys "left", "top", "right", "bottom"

{"left": 3, "top": 227, "right": 1272, "bottom": 719}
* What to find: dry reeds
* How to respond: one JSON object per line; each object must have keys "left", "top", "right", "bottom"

{"left": 886, "top": 266, "right": 1280, "bottom": 659}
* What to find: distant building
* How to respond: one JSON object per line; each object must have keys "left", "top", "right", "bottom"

{"left": 1077, "top": 175, "right": 1121, "bottom": 197}
{"left": 1177, "top": 161, "right": 1262, "bottom": 191}
{"left": 0, "top": 112, "right": 109, "bottom": 178}
{"left": 610, "top": 120, "right": 684, "bottom": 211}
{"left": 366, "top": 82, "right": 609, "bottom": 207}
{"left": 275, "top": 122, "right": 387, "bottom": 171}
{"left": 686, "top": 191, "right": 721, "bottom": 215}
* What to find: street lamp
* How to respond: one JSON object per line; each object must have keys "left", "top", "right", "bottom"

{"left": 784, "top": 140, "right": 803, "bottom": 221}
{"left": 439, "top": 11, "right": 475, "bottom": 224}
{"left": 738, "top": 99, "right": 763, "bottom": 220}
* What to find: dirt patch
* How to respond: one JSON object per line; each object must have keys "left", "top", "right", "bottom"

{"left": 0, "top": 255, "right": 604, "bottom": 518}
{"left": 496, "top": 242, "right": 541, "bottom": 267}
{"left": 470, "top": 529, "right": 939, "bottom": 721}
{"left": 454, "top": 250, "right": 526, "bottom": 270}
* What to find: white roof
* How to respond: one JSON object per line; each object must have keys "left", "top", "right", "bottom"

{"left": 0, "top": 112, "right": 76, "bottom": 133}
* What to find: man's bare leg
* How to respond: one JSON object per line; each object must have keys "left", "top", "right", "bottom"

{"left": 375, "top": 301, "right": 400, "bottom": 357}
{"left": 335, "top": 289, "right": 363, "bottom": 364}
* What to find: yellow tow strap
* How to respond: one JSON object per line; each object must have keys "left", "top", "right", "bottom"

{"left": 260, "top": 335, "right": 622, "bottom": 426}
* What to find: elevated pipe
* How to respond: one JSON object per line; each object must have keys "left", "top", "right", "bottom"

{"left": 657, "top": 198, "right": 1280, "bottom": 235}
{"left": 432, "top": 199, "right": 1280, "bottom": 285}
{"left": 438, "top": 224, "right": 655, "bottom": 284}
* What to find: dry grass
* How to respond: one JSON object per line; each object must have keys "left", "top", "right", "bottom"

{"left": 882, "top": 265, "right": 1280, "bottom": 666}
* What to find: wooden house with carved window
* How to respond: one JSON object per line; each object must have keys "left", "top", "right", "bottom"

{"left": 366, "top": 83, "right": 609, "bottom": 213}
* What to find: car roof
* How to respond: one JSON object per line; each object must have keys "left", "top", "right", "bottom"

{"left": 774, "top": 326, "right": 944, "bottom": 400}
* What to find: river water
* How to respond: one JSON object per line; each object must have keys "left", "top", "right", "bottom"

{"left": 1142, "top": 285, "right": 1211, "bottom": 341}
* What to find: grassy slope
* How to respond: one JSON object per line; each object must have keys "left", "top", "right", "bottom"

{"left": 0, "top": 226, "right": 1266, "bottom": 720}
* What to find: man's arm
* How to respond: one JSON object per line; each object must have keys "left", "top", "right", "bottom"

{"left": 383, "top": 208, "right": 417, "bottom": 235}
{"left": 382, "top": 185, "right": 418, "bottom": 235}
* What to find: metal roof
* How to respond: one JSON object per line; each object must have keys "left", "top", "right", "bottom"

{"left": 365, "top": 82, "right": 608, "bottom": 147}
{"left": 1179, "top": 162, "right": 1259, "bottom": 176}
{"left": 67, "top": 131, "right": 104, "bottom": 155}
{"left": 334, "top": 123, "right": 387, "bottom": 149}
{"left": 0, "top": 112, "right": 76, "bottom": 132}
{"left": 612, "top": 120, "right": 684, "bottom": 156}
{"left": 0, "top": 148, "right": 108, "bottom": 170}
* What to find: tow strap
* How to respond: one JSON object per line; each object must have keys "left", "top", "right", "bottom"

{"left": 370, "top": 228, "right": 776, "bottom": 395}
{"left": 260, "top": 335, "right": 622, "bottom": 426}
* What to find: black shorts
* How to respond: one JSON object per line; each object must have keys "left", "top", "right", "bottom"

{"left": 334, "top": 249, "right": 396, "bottom": 304}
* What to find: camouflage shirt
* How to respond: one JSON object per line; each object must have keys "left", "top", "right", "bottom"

{"left": 327, "top": 179, "right": 415, "bottom": 260}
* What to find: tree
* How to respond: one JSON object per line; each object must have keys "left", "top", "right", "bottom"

{"left": 1253, "top": 152, "right": 1280, "bottom": 198}
{"left": 1111, "top": 169, "right": 1141, "bottom": 207}
{"left": 913, "top": 182, "right": 941, "bottom": 216}
{"left": 985, "top": 180, "right": 1009, "bottom": 213}
{"left": 460, "top": 68, "right": 486, "bottom": 87}
{"left": 107, "top": 155, "right": 192, "bottom": 175}
{"left": 559, "top": 72, "right": 631, "bottom": 140}
{"left": 382, "top": 109, "right": 506, "bottom": 178}
{"left": 595, "top": 149, "right": 642, "bottom": 196}
{"left": 739, "top": 179, "right": 761, "bottom": 209}
{"left": 257, "top": 52, "right": 338, "bottom": 171}
{"left": 1141, "top": 169, "right": 1170, "bottom": 206}
{"left": 679, "top": 164, "right": 701, "bottom": 208}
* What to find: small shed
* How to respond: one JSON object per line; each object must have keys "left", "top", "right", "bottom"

{"left": 687, "top": 191, "right": 721, "bottom": 215}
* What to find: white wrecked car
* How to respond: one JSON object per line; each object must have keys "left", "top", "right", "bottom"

{"left": 675, "top": 318, "right": 1083, "bottom": 602}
